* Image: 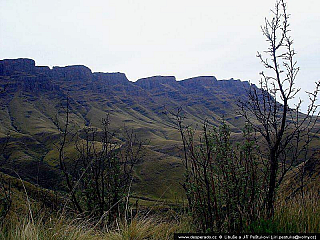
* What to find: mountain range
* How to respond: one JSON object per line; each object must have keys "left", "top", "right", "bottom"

{"left": 0, "top": 58, "right": 264, "bottom": 200}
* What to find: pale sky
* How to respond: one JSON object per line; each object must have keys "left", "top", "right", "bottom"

{"left": 0, "top": 0, "right": 319, "bottom": 109}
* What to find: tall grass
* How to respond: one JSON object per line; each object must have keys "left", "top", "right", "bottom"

{"left": 105, "top": 216, "right": 193, "bottom": 240}
{"left": 1, "top": 171, "right": 194, "bottom": 239}
{"left": 0, "top": 212, "right": 193, "bottom": 240}
{"left": 0, "top": 214, "right": 103, "bottom": 240}
{"left": 274, "top": 190, "right": 320, "bottom": 233}
{"left": 2, "top": 196, "right": 318, "bottom": 240}
{"left": 0, "top": 186, "right": 318, "bottom": 239}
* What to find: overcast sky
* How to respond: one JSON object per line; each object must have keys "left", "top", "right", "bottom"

{"left": 0, "top": 0, "right": 319, "bottom": 108}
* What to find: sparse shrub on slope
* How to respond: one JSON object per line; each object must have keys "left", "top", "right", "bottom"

{"left": 57, "top": 99, "right": 145, "bottom": 227}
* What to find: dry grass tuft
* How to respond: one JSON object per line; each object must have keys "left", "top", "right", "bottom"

{"left": 274, "top": 189, "right": 320, "bottom": 233}
{"left": 1, "top": 212, "right": 193, "bottom": 240}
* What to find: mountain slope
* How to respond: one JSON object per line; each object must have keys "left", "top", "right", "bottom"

{"left": 0, "top": 58, "right": 257, "bottom": 199}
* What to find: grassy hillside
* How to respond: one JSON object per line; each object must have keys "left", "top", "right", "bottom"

{"left": 0, "top": 59, "right": 258, "bottom": 201}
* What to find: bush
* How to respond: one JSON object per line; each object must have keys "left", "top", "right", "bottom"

{"left": 180, "top": 121, "right": 265, "bottom": 232}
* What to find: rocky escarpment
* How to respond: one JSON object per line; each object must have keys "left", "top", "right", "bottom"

{"left": 0, "top": 59, "right": 59, "bottom": 93}
{"left": 0, "top": 58, "right": 254, "bottom": 119}
{"left": 35, "top": 66, "right": 51, "bottom": 76}
{"left": 0, "top": 59, "right": 136, "bottom": 93}
{"left": 52, "top": 65, "right": 93, "bottom": 81}
{"left": 94, "top": 72, "right": 130, "bottom": 86}
{"left": 180, "top": 76, "right": 218, "bottom": 87}
{"left": 0, "top": 58, "right": 256, "bottom": 122}
{"left": 0, "top": 58, "right": 252, "bottom": 97}
{"left": 218, "top": 78, "right": 251, "bottom": 95}
{"left": 136, "top": 76, "right": 178, "bottom": 90}
{"left": 0, "top": 58, "right": 36, "bottom": 76}
{"left": 14, "top": 75, "right": 60, "bottom": 92}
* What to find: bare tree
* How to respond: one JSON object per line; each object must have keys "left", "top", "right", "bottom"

{"left": 55, "top": 96, "right": 83, "bottom": 213}
{"left": 239, "top": 0, "right": 320, "bottom": 217}
{"left": 164, "top": 107, "right": 192, "bottom": 207}
{"left": 56, "top": 100, "right": 144, "bottom": 224}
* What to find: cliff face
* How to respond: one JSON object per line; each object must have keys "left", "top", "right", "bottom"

{"left": 136, "top": 76, "right": 178, "bottom": 90}
{"left": 15, "top": 75, "right": 59, "bottom": 92}
{"left": 0, "top": 58, "right": 251, "bottom": 97}
{"left": 0, "top": 59, "right": 60, "bottom": 93}
{"left": 35, "top": 66, "right": 51, "bottom": 76}
{"left": 0, "top": 58, "right": 36, "bottom": 76}
{"left": 52, "top": 65, "right": 93, "bottom": 81}
{"left": 180, "top": 76, "right": 218, "bottom": 87}
{"left": 94, "top": 72, "right": 130, "bottom": 86}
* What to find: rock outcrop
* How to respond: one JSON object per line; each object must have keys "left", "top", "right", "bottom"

{"left": 0, "top": 59, "right": 60, "bottom": 93}
{"left": 0, "top": 58, "right": 36, "bottom": 76}
{"left": 52, "top": 65, "right": 92, "bottom": 81}
{"left": 0, "top": 58, "right": 252, "bottom": 105}
{"left": 218, "top": 79, "right": 251, "bottom": 95}
{"left": 93, "top": 72, "right": 129, "bottom": 86}
{"left": 35, "top": 66, "right": 51, "bottom": 76}
{"left": 180, "top": 76, "right": 217, "bottom": 88}
{"left": 135, "top": 76, "right": 177, "bottom": 90}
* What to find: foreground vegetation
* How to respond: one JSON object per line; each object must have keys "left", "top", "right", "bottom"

{"left": 0, "top": 214, "right": 192, "bottom": 240}
{"left": 0, "top": 188, "right": 319, "bottom": 239}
